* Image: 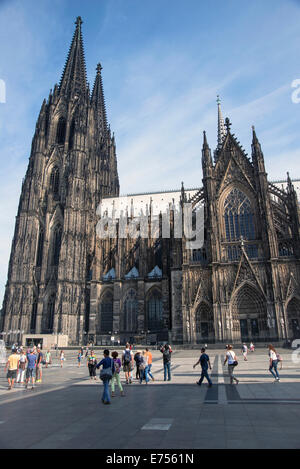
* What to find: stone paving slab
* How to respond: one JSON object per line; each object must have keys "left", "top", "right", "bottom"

{"left": 0, "top": 347, "right": 299, "bottom": 448}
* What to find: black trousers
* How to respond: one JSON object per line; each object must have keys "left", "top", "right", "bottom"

{"left": 88, "top": 364, "right": 96, "bottom": 377}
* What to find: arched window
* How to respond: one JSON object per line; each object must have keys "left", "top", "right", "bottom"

{"left": 50, "top": 166, "right": 60, "bottom": 194}
{"left": 69, "top": 119, "right": 75, "bottom": 149}
{"left": 99, "top": 291, "right": 113, "bottom": 333}
{"left": 56, "top": 116, "right": 66, "bottom": 144}
{"left": 47, "top": 293, "right": 56, "bottom": 331}
{"left": 52, "top": 225, "right": 62, "bottom": 266}
{"left": 36, "top": 228, "right": 44, "bottom": 267}
{"left": 123, "top": 289, "right": 138, "bottom": 332}
{"left": 224, "top": 188, "right": 255, "bottom": 241}
{"left": 147, "top": 290, "right": 163, "bottom": 331}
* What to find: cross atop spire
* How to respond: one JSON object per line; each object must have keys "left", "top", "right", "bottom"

{"left": 59, "top": 17, "right": 87, "bottom": 98}
{"left": 91, "top": 63, "right": 108, "bottom": 134}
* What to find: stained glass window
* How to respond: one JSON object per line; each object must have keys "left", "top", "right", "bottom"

{"left": 100, "top": 292, "right": 113, "bottom": 333}
{"left": 224, "top": 188, "right": 255, "bottom": 241}
{"left": 147, "top": 291, "right": 163, "bottom": 331}
{"left": 123, "top": 289, "right": 138, "bottom": 332}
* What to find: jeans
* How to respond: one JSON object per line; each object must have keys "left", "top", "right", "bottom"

{"left": 144, "top": 366, "right": 150, "bottom": 383}
{"left": 269, "top": 360, "right": 280, "bottom": 379}
{"left": 139, "top": 368, "right": 149, "bottom": 383}
{"left": 102, "top": 379, "right": 111, "bottom": 402}
{"left": 198, "top": 368, "right": 212, "bottom": 385}
{"left": 164, "top": 362, "right": 171, "bottom": 381}
{"left": 228, "top": 364, "right": 238, "bottom": 383}
{"left": 147, "top": 363, "right": 154, "bottom": 380}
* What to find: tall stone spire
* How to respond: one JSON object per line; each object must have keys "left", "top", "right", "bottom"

{"left": 91, "top": 63, "right": 108, "bottom": 134}
{"left": 217, "top": 95, "right": 226, "bottom": 150}
{"left": 59, "top": 17, "right": 87, "bottom": 98}
{"left": 214, "top": 95, "right": 226, "bottom": 162}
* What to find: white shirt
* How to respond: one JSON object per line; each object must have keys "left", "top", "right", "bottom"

{"left": 226, "top": 351, "right": 236, "bottom": 365}
{"left": 269, "top": 350, "right": 277, "bottom": 361}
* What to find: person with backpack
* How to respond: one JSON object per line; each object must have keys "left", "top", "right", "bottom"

{"left": 122, "top": 342, "right": 133, "bottom": 384}
{"left": 193, "top": 347, "right": 212, "bottom": 387}
{"left": 134, "top": 351, "right": 142, "bottom": 380}
{"left": 96, "top": 349, "right": 115, "bottom": 404}
{"left": 111, "top": 351, "right": 125, "bottom": 397}
{"left": 160, "top": 343, "right": 172, "bottom": 381}
{"left": 268, "top": 344, "right": 280, "bottom": 382}
{"left": 87, "top": 350, "right": 98, "bottom": 380}
{"left": 224, "top": 345, "right": 239, "bottom": 384}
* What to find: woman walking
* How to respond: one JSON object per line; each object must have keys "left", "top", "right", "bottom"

{"left": 96, "top": 349, "right": 114, "bottom": 405}
{"left": 139, "top": 351, "right": 149, "bottom": 384}
{"left": 60, "top": 350, "right": 65, "bottom": 368}
{"left": 111, "top": 351, "right": 125, "bottom": 397}
{"left": 134, "top": 351, "right": 141, "bottom": 380}
{"left": 77, "top": 350, "right": 82, "bottom": 367}
{"left": 45, "top": 350, "right": 52, "bottom": 368}
{"left": 87, "top": 350, "right": 97, "bottom": 380}
{"left": 268, "top": 344, "right": 280, "bottom": 382}
{"left": 224, "top": 345, "right": 239, "bottom": 384}
{"left": 16, "top": 350, "right": 27, "bottom": 385}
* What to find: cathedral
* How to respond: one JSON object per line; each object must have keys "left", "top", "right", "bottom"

{"left": 2, "top": 17, "right": 300, "bottom": 346}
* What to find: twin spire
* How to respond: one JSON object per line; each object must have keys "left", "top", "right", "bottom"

{"left": 58, "top": 17, "right": 108, "bottom": 132}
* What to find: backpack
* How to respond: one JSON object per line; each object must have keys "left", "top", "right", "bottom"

{"left": 276, "top": 353, "right": 282, "bottom": 362}
{"left": 124, "top": 349, "right": 131, "bottom": 364}
{"left": 163, "top": 348, "right": 171, "bottom": 362}
{"left": 114, "top": 359, "right": 120, "bottom": 374}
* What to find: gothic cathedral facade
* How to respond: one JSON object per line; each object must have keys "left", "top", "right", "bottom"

{"left": 2, "top": 18, "right": 300, "bottom": 346}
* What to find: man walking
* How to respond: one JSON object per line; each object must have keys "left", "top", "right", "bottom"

{"left": 25, "top": 348, "right": 37, "bottom": 389}
{"left": 4, "top": 347, "right": 20, "bottom": 390}
{"left": 193, "top": 348, "right": 212, "bottom": 387}
{"left": 160, "top": 343, "right": 172, "bottom": 381}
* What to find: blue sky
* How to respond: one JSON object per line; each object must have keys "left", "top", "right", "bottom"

{"left": 1, "top": 0, "right": 300, "bottom": 303}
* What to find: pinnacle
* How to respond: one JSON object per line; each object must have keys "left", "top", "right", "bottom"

{"left": 59, "top": 17, "right": 87, "bottom": 97}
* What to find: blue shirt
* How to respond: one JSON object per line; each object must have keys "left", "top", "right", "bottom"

{"left": 199, "top": 353, "right": 210, "bottom": 370}
{"left": 27, "top": 354, "right": 37, "bottom": 369}
{"left": 96, "top": 357, "right": 115, "bottom": 373}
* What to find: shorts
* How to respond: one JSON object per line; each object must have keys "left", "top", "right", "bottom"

{"left": 123, "top": 363, "right": 132, "bottom": 372}
{"left": 7, "top": 369, "right": 17, "bottom": 379}
{"left": 26, "top": 368, "right": 36, "bottom": 379}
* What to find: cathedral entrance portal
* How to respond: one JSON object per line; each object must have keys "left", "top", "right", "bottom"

{"left": 231, "top": 283, "right": 266, "bottom": 342}
{"left": 286, "top": 297, "right": 300, "bottom": 339}
{"left": 195, "top": 302, "right": 215, "bottom": 344}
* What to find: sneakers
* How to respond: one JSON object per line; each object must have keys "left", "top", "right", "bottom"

{"left": 196, "top": 381, "right": 201, "bottom": 386}
{"left": 235, "top": 379, "right": 239, "bottom": 385}
{"left": 274, "top": 378, "right": 280, "bottom": 382}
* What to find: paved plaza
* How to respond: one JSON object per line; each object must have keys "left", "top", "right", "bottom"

{"left": 0, "top": 347, "right": 300, "bottom": 449}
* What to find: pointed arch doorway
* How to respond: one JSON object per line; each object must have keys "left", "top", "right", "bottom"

{"left": 231, "top": 283, "right": 267, "bottom": 341}
{"left": 195, "top": 302, "right": 215, "bottom": 343}
{"left": 286, "top": 297, "right": 300, "bottom": 339}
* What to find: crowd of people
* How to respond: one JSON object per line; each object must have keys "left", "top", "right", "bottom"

{"left": 4, "top": 345, "right": 52, "bottom": 390}
{"left": 3, "top": 340, "right": 284, "bottom": 402}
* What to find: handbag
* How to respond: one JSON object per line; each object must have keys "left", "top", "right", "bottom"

{"left": 100, "top": 358, "right": 113, "bottom": 381}
{"left": 229, "top": 351, "right": 238, "bottom": 367}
